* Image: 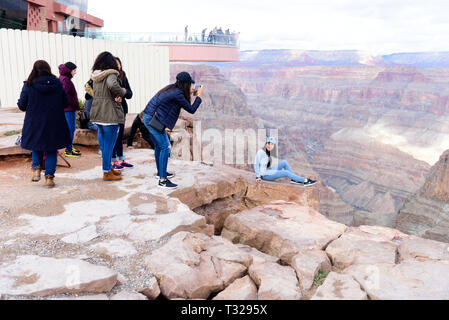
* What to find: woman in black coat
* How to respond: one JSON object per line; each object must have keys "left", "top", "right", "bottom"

{"left": 111, "top": 56, "right": 134, "bottom": 170}
{"left": 17, "top": 60, "right": 72, "bottom": 188}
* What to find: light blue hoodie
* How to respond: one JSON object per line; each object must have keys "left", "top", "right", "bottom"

{"left": 254, "top": 149, "right": 276, "bottom": 178}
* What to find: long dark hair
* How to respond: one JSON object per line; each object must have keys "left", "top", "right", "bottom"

{"left": 92, "top": 51, "right": 119, "bottom": 72}
{"left": 115, "top": 56, "right": 126, "bottom": 82}
{"left": 156, "top": 81, "right": 191, "bottom": 103}
{"left": 26, "top": 60, "right": 55, "bottom": 85}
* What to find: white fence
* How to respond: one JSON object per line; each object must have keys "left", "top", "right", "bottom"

{"left": 0, "top": 28, "right": 170, "bottom": 113}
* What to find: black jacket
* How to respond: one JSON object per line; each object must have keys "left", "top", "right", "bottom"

{"left": 127, "top": 114, "right": 153, "bottom": 148}
{"left": 17, "top": 76, "right": 71, "bottom": 151}
{"left": 144, "top": 87, "right": 201, "bottom": 130}
{"left": 119, "top": 76, "right": 133, "bottom": 115}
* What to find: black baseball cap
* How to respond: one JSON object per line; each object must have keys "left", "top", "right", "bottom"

{"left": 176, "top": 71, "right": 195, "bottom": 84}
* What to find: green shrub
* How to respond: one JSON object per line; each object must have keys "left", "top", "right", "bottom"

{"left": 4, "top": 130, "right": 21, "bottom": 136}
{"left": 313, "top": 269, "right": 329, "bottom": 287}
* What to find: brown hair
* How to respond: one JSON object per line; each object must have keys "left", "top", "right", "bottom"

{"left": 92, "top": 51, "right": 119, "bottom": 72}
{"left": 115, "top": 56, "right": 126, "bottom": 82}
{"left": 156, "top": 81, "right": 191, "bottom": 103}
{"left": 26, "top": 60, "right": 55, "bottom": 86}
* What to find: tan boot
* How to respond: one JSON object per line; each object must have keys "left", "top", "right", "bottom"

{"left": 45, "top": 175, "right": 55, "bottom": 188}
{"left": 111, "top": 168, "right": 122, "bottom": 176}
{"left": 32, "top": 166, "right": 41, "bottom": 182}
{"left": 103, "top": 171, "right": 122, "bottom": 181}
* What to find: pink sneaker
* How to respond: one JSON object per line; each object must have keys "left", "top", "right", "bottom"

{"left": 120, "top": 160, "right": 134, "bottom": 168}
{"left": 112, "top": 162, "right": 124, "bottom": 170}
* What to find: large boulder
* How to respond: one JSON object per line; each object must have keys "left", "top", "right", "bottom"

{"left": 398, "top": 237, "right": 449, "bottom": 262}
{"left": 222, "top": 201, "right": 347, "bottom": 262}
{"left": 144, "top": 232, "right": 252, "bottom": 299}
{"left": 248, "top": 261, "right": 302, "bottom": 300}
{"left": 0, "top": 255, "right": 117, "bottom": 297}
{"left": 311, "top": 272, "right": 367, "bottom": 300}
{"left": 344, "top": 260, "right": 449, "bottom": 300}
{"left": 325, "top": 226, "right": 401, "bottom": 269}
{"left": 213, "top": 275, "right": 257, "bottom": 300}
{"left": 290, "top": 250, "right": 332, "bottom": 291}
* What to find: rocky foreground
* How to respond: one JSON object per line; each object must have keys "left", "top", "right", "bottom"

{"left": 0, "top": 149, "right": 448, "bottom": 300}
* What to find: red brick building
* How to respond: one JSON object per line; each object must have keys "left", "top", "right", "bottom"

{"left": 0, "top": 0, "right": 103, "bottom": 34}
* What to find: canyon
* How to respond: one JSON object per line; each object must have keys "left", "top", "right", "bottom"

{"left": 171, "top": 49, "right": 449, "bottom": 236}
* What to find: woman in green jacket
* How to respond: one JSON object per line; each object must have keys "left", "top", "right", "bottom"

{"left": 90, "top": 51, "right": 126, "bottom": 181}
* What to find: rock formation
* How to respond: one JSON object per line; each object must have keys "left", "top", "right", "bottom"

{"left": 395, "top": 149, "right": 449, "bottom": 242}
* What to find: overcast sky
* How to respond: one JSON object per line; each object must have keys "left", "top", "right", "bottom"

{"left": 88, "top": 0, "right": 449, "bottom": 53}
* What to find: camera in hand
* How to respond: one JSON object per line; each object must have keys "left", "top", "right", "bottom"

{"left": 193, "top": 84, "right": 202, "bottom": 96}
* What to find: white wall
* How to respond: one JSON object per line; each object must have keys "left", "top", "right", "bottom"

{"left": 0, "top": 29, "right": 170, "bottom": 113}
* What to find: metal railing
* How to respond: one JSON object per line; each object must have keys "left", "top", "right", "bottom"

{"left": 65, "top": 31, "right": 240, "bottom": 47}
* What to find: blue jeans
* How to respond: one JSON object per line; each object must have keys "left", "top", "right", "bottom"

{"left": 65, "top": 111, "right": 76, "bottom": 152}
{"left": 143, "top": 113, "right": 171, "bottom": 179}
{"left": 97, "top": 124, "right": 119, "bottom": 172}
{"left": 88, "top": 123, "right": 102, "bottom": 153}
{"left": 262, "top": 160, "right": 306, "bottom": 183}
{"left": 32, "top": 151, "right": 57, "bottom": 177}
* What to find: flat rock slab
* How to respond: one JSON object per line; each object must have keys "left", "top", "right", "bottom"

{"left": 0, "top": 255, "right": 117, "bottom": 297}
{"left": 100, "top": 208, "right": 206, "bottom": 242}
{"left": 235, "top": 244, "right": 279, "bottom": 265}
{"left": 213, "top": 275, "right": 257, "bottom": 300}
{"left": 326, "top": 226, "right": 399, "bottom": 269}
{"left": 248, "top": 261, "right": 302, "bottom": 300}
{"left": 145, "top": 232, "right": 252, "bottom": 300}
{"left": 345, "top": 260, "right": 449, "bottom": 300}
{"left": 110, "top": 291, "right": 148, "bottom": 300}
{"left": 90, "top": 239, "right": 137, "bottom": 258}
{"left": 52, "top": 294, "right": 110, "bottom": 300}
{"left": 61, "top": 225, "right": 99, "bottom": 244}
{"left": 222, "top": 200, "right": 347, "bottom": 261}
{"left": 290, "top": 250, "right": 332, "bottom": 291}
{"left": 398, "top": 237, "right": 449, "bottom": 262}
{"left": 311, "top": 272, "right": 367, "bottom": 300}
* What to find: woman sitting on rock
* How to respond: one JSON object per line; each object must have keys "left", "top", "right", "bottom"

{"left": 254, "top": 137, "right": 317, "bottom": 186}
{"left": 18, "top": 60, "right": 72, "bottom": 188}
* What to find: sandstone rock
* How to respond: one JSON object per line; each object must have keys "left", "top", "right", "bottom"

{"left": 245, "top": 182, "right": 320, "bottom": 211}
{"left": 235, "top": 244, "right": 279, "bottom": 265}
{"left": 311, "top": 272, "right": 367, "bottom": 300}
{"left": 325, "top": 226, "right": 399, "bottom": 269}
{"left": 52, "top": 294, "right": 110, "bottom": 300}
{"left": 61, "top": 225, "right": 99, "bottom": 244}
{"left": 171, "top": 164, "right": 320, "bottom": 234}
{"left": 90, "top": 239, "right": 137, "bottom": 258}
{"left": 290, "top": 250, "right": 332, "bottom": 290}
{"left": 73, "top": 129, "right": 98, "bottom": 146}
{"left": 111, "top": 291, "right": 148, "bottom": 300}
{"left": 213, "top": 276, "right": 257, "bottom": 300}
{"left": 248, "top": 262, "right": 302, "bottom": 300}
{"left": 395, "top": 150, "right": 449, "bottom": 243}
{"left": 398, "top": 237, "right": 449, "bottom": 262}
{"left": 345, "top": 260, "right": 449, "bottom": 299}
{"left": 144, "top": 232, "right": 252, "bottom": 299}
{"left": 0, "top": 255, "right": 117, "bottom": 297}
{"left": 100, "top": 206, "right": 207, "bottom": 242}
{"left": 139, "top": 277, "right": 161, "bottom": 300}
{"left": 117, "top": 273, "right": 128, "bottom": 286}
{"left": 169, "top": 169, "right": 248, "bottom": 210}
{"left": 222, "top": 201, "right": 346, "bottom": 262}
